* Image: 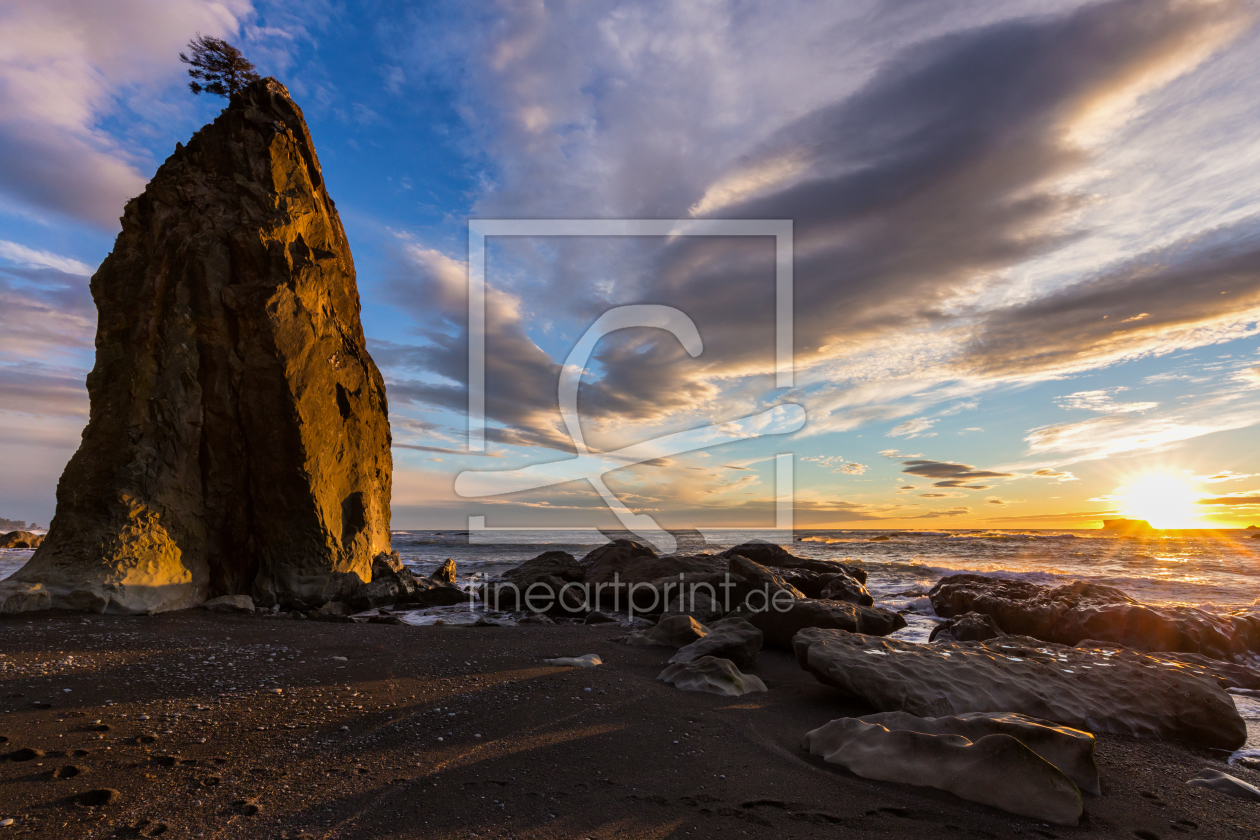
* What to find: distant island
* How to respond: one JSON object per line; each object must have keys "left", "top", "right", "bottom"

{"left": 0, "top": 517, "right": 26, "bottom": 531}
{"left": 1101, "top": 518, "right": 1155, "bottom": 532}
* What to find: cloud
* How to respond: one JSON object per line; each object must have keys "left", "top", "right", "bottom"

{"left": 0, "top": 241, "right": 93, "bottom": 275}
{"left": 1055, "top": 387, "right": 1158, "bottom": 414}
{"left": 1032, "top": 468, "right": 1078, "bottom": 482}
{"left": 888, "top": 418, "right": 937, "bottom": 438}
{"left": 0, "top": 0, "right": 259, "bottom": 227}
{"left": 920, "top": 492, "right": 966, "bottom": 499}
{"left": 801, "top": 455, "right": 868, "bottom": 475}
{"left": 1196, "top": 494, "right": 1260, "bottom": 506}
{"left": 900, "top": 459, "right": 1014, "bottom": 490}
{"left": 1024, "top": 401, "right": 1260, "bottom": 460}
{"left": 382, "top": 0, "right": 1255, "bottom": 462}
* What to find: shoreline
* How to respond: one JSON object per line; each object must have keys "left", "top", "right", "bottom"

{"left": 2, "top": 609, "right": 1258, "bottom": 838}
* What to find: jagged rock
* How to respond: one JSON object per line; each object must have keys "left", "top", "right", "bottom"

{"left": 669, "top": 617, "right": 763, "bottom": 670}
{"left": 579, "top": 539, "right": 657, "bottom": 577}
{"left": 0, "top": 531, "right": 43, "bottom": 549}
{"left": 0, "top": 583, "right": 50, "bottom": 613}
{"left": 930, "top": 611, "right": 1005, "bottom": 643}
{"left": 485, "top": 551, "right": 583, "bottom": 611}
{"left": 728, "top": 555, "right": 805, "bottom": 603}
{"left": 720, "top": 541, "right": 867, "bottom": 582}
{"left": 793, "top": 628, "right": 1247, "bottom": 750}
{"left": 661, "top": 589, "right": 726, "bottom": 624}
{"left": 372, "top": 551, "right": 404, "bottom": 576}
{"left": 318, "top": 601, "right": 351, "bottom": 617}
{"left": 2, "top": 79, "right": 391, "bottom": 615}
{"left": 411, "top": 579, "right": 467, "bottom": 608}
{"left": 517, "top": 613, "right": 555, "bottom": 626}
{"left": 803, "top": 716, "right": 1084, "bottom": 824}
{"left": 1187, "top": 769, "right": 1260, "bottom": 801}
{"left": 202, "top": 595, "right": 255, "bottom": 614}
{"left": 626, "top": 614, "right": 708, "bottom": 648}
{"left": 430, "top": 558, "right": 457, "bottom": 584}
{"left": 735, "top": 598, "right": 906, "bottom": 649}
{"left": 929, "top": 575, "right": 1258, "bottom": 660}
{"left": 657, "top": 656, "right": 767, "bottom": 696}
{"left": 851, "top": 711, "right": 1099, "bottom": 794}
{"left": 347, "top": 579, "right": 399, "bottom": 611}
{"left": 818, "top": 574, "right": 874, "bottom": 606}
{"left": 583, "top": 610, "right": 619, "bottom": 624}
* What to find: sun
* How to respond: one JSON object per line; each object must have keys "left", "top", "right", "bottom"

{"left": 1118, "top": 473, "right": 1202, "bottom": 529}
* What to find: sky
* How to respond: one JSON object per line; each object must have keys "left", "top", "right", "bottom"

{"left": 5, "top": 0, "right": 1260, "bottom": 533}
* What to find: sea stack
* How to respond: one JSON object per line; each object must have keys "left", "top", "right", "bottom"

{"left": 0, "top": 79, "right": 392, "bottom": 614}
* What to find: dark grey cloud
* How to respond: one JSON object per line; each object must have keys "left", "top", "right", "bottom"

{"left": 623, "top": 0, "right": 1241, "bottom": 388}
{"left": 963, "top": 222, "right": 1260, "bottom": 377}
{"left": 1197, "top": 495, "right": 1260, "bottom": 506}
{"left": 900, "top": 459, "right": 1014, "bottom": 490}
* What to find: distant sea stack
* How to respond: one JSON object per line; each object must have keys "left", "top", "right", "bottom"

{"left": 0, "top": 79, "right": 392, "bottom": 614}
{"left": 1101, "top": 519, "right": 1154, "bottom": 532}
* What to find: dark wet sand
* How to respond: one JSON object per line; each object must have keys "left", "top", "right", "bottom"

{"left": 0, "top": 611, "right": 1256, "bottom": 839}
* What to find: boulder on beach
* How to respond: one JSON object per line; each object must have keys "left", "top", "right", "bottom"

{"left": 793, "top": 628, "right": 1247, "bottom": 750}
{"left": 0, "top": 79, "right": 392, "bottom": 615}
{"left": 0, "top": 531, "right": 43, "bottom": 549}
{"left": 430, "top": 558, "right": 457, "bottom": 584}
{"left": 803, "top": 716, "right": 1083, "bottom": 825}
{"left": 736, "top": 598, "right": 906, "bottom": 649}
{"left": 657, "top": 656, "right": 767, "bottom": 696}
{"left": 202, "top": 595, "right": 255, "bottom": 614}
{"left": 486, "top": 551, "right": 584, "bottom": 612}
{"left": 852, "top": 710, "right": 1100, "bottom": 794}
{"left": 720, "top": 541, "right": 867, "bottom": 582}
{"left": 1186, "top": 769, "right": 1260, "bottom": 802}
{"left": 929, "top": 574, "right": 1259, "bottom": 660}
{"left": 661, "top": 589, "right": 726, "bottom": 624}
{"left": 929, "top": 610, "right": 1005, "bottom": 643}
{"left": 669, "top": 617, "right": 763, "bottom": 670}
{"left": 626, "top": 614, "right": 708, "bottom": 648}
{"left": 727, "top": 555, "right": 806, "bottom": 601}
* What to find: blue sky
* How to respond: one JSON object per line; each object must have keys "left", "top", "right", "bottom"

{"left": 5, "top": 0, "right": 1260, "bottom": 532}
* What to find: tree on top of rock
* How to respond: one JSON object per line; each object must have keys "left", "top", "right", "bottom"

{"left": 180, "top": 35, "right": 260, "bottom": 98}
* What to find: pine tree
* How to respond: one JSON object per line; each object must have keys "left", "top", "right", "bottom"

{"left": 179, "top": 35, "right": 261, "bottom": 98}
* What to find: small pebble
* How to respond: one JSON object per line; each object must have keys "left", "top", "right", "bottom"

{"left": 0, "top": 818, "right": 13, "bottom": 827}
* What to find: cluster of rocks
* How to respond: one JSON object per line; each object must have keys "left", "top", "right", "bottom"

{"left": 929, "top": 574, "right": 1260, "bottom": 660}
{"left": 483, "top": 538, "right": 905, "bottom": 644}
{"left": 0, "top": 532, "right": 43, "bottom": 550}
{"left": 203, "top": 553, "right": 466, "bottom": 620}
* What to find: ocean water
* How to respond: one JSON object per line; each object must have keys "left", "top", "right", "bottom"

{"left": 6, "top": 528, "right": 1259, "bottom": 616}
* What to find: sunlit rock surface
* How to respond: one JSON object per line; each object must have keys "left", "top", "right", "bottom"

{"left": 1, "top": 79, "right": 391, "bottom": 614}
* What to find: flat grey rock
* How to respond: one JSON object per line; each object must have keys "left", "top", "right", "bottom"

{"left": 543, "top": 654, "right": 602, "bottom": 668}
{"left": 793, "top": 628, "right": 1246, "bottom": 750}
{"left": 1187, "top": 769, "right": 1260, "bottom": 802}
{"left": 803, "top": 716, "right": 1083, "bottom": 824}
{"left": 854, "top": 711, "right": 1099, "bottom": 794}
{"left": 658, "top": 656, "right": 767, "bottom": 696}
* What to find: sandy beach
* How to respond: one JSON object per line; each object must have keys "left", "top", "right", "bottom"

{"left": 1, "top": 610, "right": 1257, "bottom": 839}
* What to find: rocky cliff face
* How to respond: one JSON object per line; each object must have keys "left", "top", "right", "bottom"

{"left": 1, "top": 79, "right": 392, "bottom": 614}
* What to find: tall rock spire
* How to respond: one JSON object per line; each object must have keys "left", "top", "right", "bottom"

{"left": 2, "top": 78, "right": 392, "bottom": 614}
